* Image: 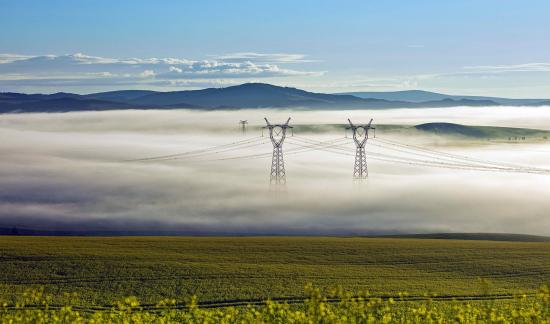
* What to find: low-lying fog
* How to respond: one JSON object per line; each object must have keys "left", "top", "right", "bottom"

{"left": 1, "top": 107, "right": 550, "bottom": 236}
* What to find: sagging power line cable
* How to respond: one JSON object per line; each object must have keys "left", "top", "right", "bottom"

{"left": 293, "top": 134, "right": 550, "bottom": 173}
{"left": 145, "top": 140, "right": 271, "bottom": 162}
{"left": 371, "top": 137, "right": 546, "bottom": 172}
{"left": 122, "top": 136, "right": 265, "bottom": 162}
{"left": 197, "top": 138, "right": 352, "bottom": 162}
{"left": 288, "top": 137, "right": 550, "bottom": 174}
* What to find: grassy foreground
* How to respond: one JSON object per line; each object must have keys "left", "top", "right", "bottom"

{"left": 1, "top": 284, "right": 549, "bottom": 323}
{"left": 0, "top": 236, "right": 549, "bottom": 308}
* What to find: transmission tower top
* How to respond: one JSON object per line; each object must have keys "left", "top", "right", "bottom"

{"left": 346, "top": 118, "right": 375, "bottom": 148}
{"left": 263, "top": 117, "right": 293, "bottom": 144}
{"left": 239, "top": 120, "right": 248, "bottom": 134}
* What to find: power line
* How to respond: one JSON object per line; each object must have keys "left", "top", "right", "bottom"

{"left": 288, "top": 136, "right": 550, "bottom": 175}
{"left": 120, "top": 122, "right": 550, "bottom": 178}
{"left": 149, "top": 140, "right": 271, "bottom": 162}
{"left": 122, "top": 136, "right": 264, "bottom": 162}
{"left": 372, "top": 137, "right": 540, "bottom": 171}
{"left": 196, "top": 138, "right": 352, "bottom": 163}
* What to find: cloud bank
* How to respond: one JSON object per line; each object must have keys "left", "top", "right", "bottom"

{"left": 463, "top": 63, "right": 550, "bottom": 73}
{"left": 0, "top": 52, "right": 323, "bottom": 92}
{"left": 1, "top": 109, "right": 550, "bottom": 235}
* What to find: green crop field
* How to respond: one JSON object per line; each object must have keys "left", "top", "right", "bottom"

{"left": 0, "top": 236, "right": 549, "bottom": 309}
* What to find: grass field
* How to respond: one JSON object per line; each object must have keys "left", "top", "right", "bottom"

{"left": 0, "top": 236, "right": 549, "bottom": 309}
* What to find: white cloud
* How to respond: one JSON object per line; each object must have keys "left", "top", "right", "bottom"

{"left": 169, "top": 66, "right": 183, "bottom": 73}
{"left": 0, "top": 53, "right": 33, "bottom": 64}
{"left": 215, "top": 52, "right": 317, "bottom": 64}
{"left": 139, "top": 69, "right": 156, "bottom": 78}
{"left": 86, "top": 71, "right": 114, "bottom": 77}
{"left": 0, "top": 52, "right": 321, "bottom": 91}
{"left": 463, "top": 63, "right": 550, "bottom": 73}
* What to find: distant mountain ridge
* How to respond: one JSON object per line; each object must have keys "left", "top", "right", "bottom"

{"left": 2, "top": 83, "right": 550, "bottom": 113}
{"left": 338, "top": 89, "right": 550, "bottom": 105}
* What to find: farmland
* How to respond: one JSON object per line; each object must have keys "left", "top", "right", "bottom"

{"left": 0, "top": 236, "right": 548, "bottom": 308}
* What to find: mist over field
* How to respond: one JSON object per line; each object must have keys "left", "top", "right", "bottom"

{"left": 1, "top": 107, "right": 550, "bottom": 235}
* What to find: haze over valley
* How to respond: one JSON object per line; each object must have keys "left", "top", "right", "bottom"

{"left": 2, "top": 107, "right": 550, "bottom": 236}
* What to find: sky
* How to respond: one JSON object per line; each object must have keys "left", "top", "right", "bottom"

{"left": 1, "top": 0, "right": 550, "bottom": 97}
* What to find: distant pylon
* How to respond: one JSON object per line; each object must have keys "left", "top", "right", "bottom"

{"left": 264, "top": 117, "right": 292, "bottom": 184}
{"left": 346, "top": 118, "right": 375, "bottom": 179}
{"left": 239, "top": 120, "right": 248, "bottom": 134}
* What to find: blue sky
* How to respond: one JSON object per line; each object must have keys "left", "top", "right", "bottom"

{"left": 1, "top": 0, "right": 550, "bottom": 97}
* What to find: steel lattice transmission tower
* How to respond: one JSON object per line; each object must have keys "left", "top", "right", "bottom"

{"left": 239, "top": 120, "right": 248, "bottom": 134}
{"left": 346, "top": 118, "right": 375, "bottom": 179}
{"left": 264, "top": 117, "right": 293, "bottom": 184}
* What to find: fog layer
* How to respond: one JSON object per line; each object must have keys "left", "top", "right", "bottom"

{"left": 1, "top": 108, "right": 550, "bottom": 235}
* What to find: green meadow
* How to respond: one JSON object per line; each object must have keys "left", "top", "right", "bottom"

{"left": 0, "top": 236, "right": 548, "bottom": 307}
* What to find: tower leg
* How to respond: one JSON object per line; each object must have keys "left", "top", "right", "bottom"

{"left": 353, "top": 147, "right": 367, "bottom": 179}
{"left": 270, "top": 146, "right": 286, "bottom": 184}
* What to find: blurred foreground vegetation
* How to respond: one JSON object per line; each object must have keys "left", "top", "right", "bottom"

{"left": 1, "top": 284, "right": 548, "bottom": 323}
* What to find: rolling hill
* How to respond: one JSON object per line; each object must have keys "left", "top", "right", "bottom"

{"left": 414, "top": 122, "right": 550, "bottom": 139}
{"left": 85, "top": 90, "right": 157, "bottom": 102}
{"left": 0, "top": 97, "right": 136, "bottom": 112}
{"left": 2, "top": 83, "right": 550, "bottom": 113}
{"left": 125, "top": 83, "right": 376, "bottom": 108}
{"left": 339, "top": 89, "right": 550, "bottom": 105}
{"left": 415, "top": 122, "right": 486, "bottom": 137}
